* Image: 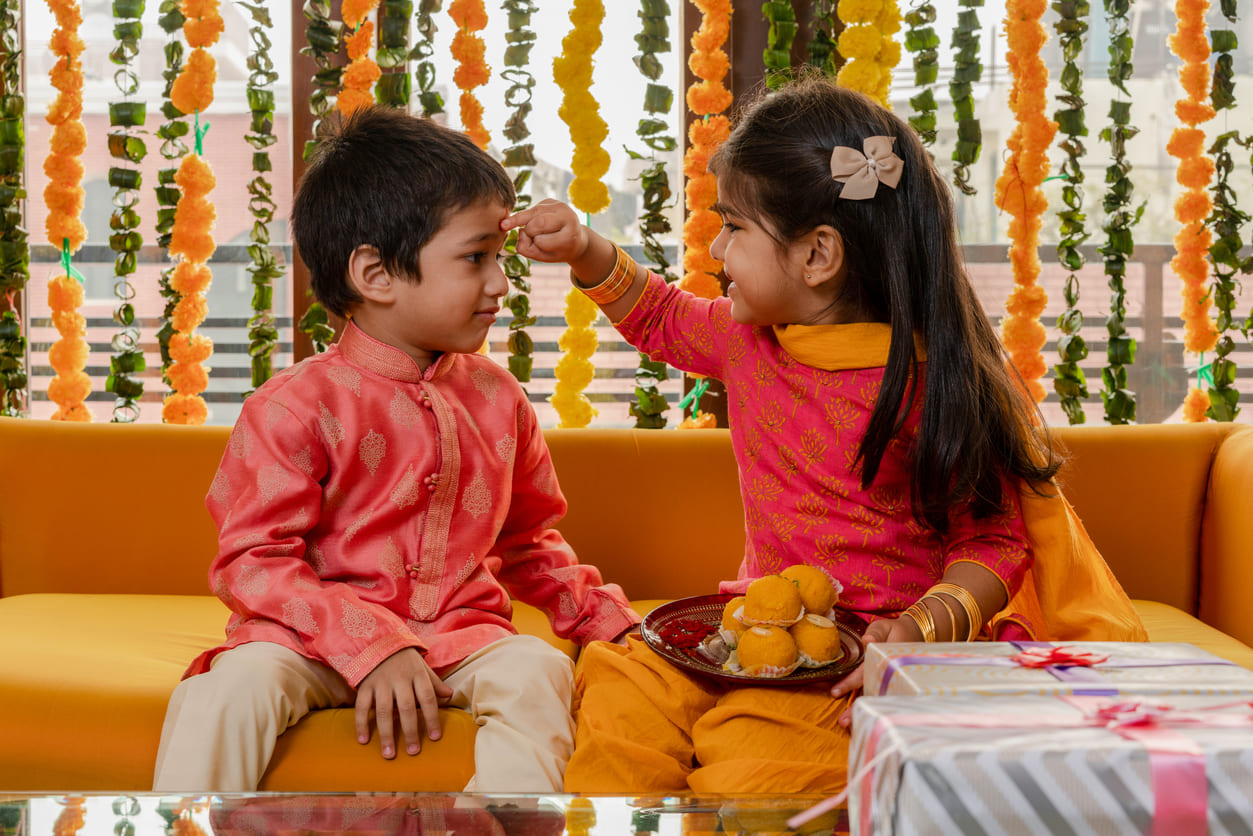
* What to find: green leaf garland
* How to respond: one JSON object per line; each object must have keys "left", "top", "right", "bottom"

{"left": 903, "top": 0, "right": 939, "bottom": 147}
{"left": 155, "top": 0, "right": 188, "bottom": 383}
{"left": 762, "top": 0, "right": 797, "bottom": 90}
{"left": 241, "top": 1, "right": 284, "bottom": 392}
{"left": 377, "top": 0, "right": 412, "bottom": 107}
{"left": 949, "top": 0, "right": 982, "bottom": 195}
{"left": 413, "top": 0, "right": 445, "bottom": 117}
{"left": 0, "top": 0, "right": 27, "bottom": 416}
{"left": 628, "top": 0, "right": 676, "bottom": 429}
{"left": 297, "top": 0, "right": 345, "bottom": 354}
{"left": 806, "top": 0, "right": 838, "bottom": 76}
{"left": 1204, "top": 2, "right": 1243, "bottom": 422}
{"left": 1096, "top": 0, "right": 1141, "bottom": 424}
{"left": 106, "top": 0, "right": 147, "bottom": 421}
{"left": 500, "top": 0, "right": 537, "bottom": 383}
{"left": 1050, "top": 0, "right": 1090, "bottom": 425}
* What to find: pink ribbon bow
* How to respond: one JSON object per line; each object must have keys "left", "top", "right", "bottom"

{"left": 829, "top": 136, "right": 904, "bottom": 200}
{"left": 1011, "top": 645, "right": 1110, "bottom": 669}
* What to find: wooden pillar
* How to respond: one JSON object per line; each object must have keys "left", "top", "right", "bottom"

{"left": 289, "top": 0, "right": 345, "bottom": 362}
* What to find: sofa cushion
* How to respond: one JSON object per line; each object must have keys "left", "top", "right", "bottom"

{"left": 0, "top": 593, "right": 572, "bottom": 792}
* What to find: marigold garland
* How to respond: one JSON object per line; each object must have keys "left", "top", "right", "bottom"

{"left": 450, "top": 0, "right": 490, "bottom": 149}
{"left": 1168, "top": 0, "right": 1217, "bottom": 422}
{"left": 53, "top": 798, "right": 85, "bottom": 836}
{"left": 553, "top": 0, "right": 609, "bottom": 213}
{"left": 992, "top": 0, "right": 1056, "bottom": 404}
{"left": 551, "top": 287, "right": 599, "bottom": 428}
{"left": 681, "top": 0, "right": 731, "bottom": 300}
{"left": 338, "top": 0, "right": 380, "bottom": 116}
{"left": 163, "top": 0, "right": 219, "bottom": 425}
{"left": 45, "top": 0, "right": 91, "bottom": 422}
{"left": 835, "top": 0, "right": 901, "bottom": 106}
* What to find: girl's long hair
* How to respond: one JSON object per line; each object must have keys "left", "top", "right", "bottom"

{"left": 710, "top": 75, "right": 1059, "bottom": 533}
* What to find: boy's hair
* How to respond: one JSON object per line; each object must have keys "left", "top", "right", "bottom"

{"left": 291, "top": 106, "right": 515, "bottom": 317}
{"left": 711, "top": 74, "right": 1058, "bottom": 533}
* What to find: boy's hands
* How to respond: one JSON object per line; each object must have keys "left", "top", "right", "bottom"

{"left": 828, "top": 615, "right": 920, "bottom": 728}
{"left": 502, "top": 199, "right": 591, "bottom": 266}
{"left": 355, "top": 647, "right": 453, "bottom": 759}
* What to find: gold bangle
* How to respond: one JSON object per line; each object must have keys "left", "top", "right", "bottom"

{"left": 577, "top": 244, "right": 637, "bottom": 306}
{"left": 923, "top": 593, "right": 958, "bottom": 642}
{"left": 904, "top": 601, "right": 936, "bottom": 643}
{"left": 927, "top": 583, "right": 983, "bottom": 641}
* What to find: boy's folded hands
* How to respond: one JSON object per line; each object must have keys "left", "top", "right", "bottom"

{"left": 356, "top": 647, "right": 453, "bottom": 759}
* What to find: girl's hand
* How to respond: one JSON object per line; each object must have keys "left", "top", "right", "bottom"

{"left": 829, "top": 615, "right": 922, "bottom": 728}
{"left": 502, "top": 199, "right": 590, "bottom": 265}
{"left": 356, "top": 647, "right": 453, "bottom": 759}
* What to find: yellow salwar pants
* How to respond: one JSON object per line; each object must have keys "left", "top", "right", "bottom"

{"left": 563, "top": 636, "right": 852, "bottom": 794}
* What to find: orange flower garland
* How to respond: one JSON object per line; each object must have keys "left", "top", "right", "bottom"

{"left": 53, "top": 798, "right": 86, "bottom": 836}
{"left": 339, "top": 0, "right": 381, "bottom": 115}
{"left": 163, "top": 0, "right": 220, "bottom": 425}
{"left": 45, "top": 0, "right": 91, "bottom": 421}
{"left": 450, "top": 0, "right": 490, "bottom": 149}
{"left": 681, "top": 0, "right": 732, "bottom": 300}
{"left": 835, "top": 0, "right": 903, "bottom": 106}
{"left": 992, "top": 0, "right": 1056, "bottom": 404}
{"left": 553, "top": 0, "right": 610, "bottom": 213}
{"left": 1168, "top": 0, "right": 1217, "bottom": 421}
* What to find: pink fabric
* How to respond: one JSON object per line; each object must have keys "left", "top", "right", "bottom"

{"left": 616, "top": 274, "right": 1032, "bottom": 623}
{"left": 187, "top": 322, "right": 638, "bottom": 686}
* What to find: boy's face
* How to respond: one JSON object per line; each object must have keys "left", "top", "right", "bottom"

{"left": 371, "top": 199, "right": 511, "bottom": 369}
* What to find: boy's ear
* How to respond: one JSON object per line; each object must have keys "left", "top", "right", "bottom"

{"left": 347, "top": 245, "right": 394, "bottom": 302}
{"left": 801, "top": 225, "right": 845, "bottom": 289}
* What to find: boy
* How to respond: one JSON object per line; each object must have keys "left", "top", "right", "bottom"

{"left": 152, "top": 106, "right": 640, "bottom": 793}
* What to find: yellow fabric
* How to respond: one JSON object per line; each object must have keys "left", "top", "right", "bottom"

{"left": 772, "top": 321, "right": 925, "bottom": 369}
{"left": 1132, "top": 599, "right": 1253, "bottom": 671}
{"left": 564, "top": 636, "right": 851, "bottom": 794}
{"left": 1200, "top": 426, "right": 1253, "bottom": 645}
{"left": 994, "top": 489, "right": 1148, "bottom": 642}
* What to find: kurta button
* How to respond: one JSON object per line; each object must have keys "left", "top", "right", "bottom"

{"left": 408, "top": 568, "right": 419, "bottom": 579}
{"left": 423, "top": 473, "right": 439, "bottom": 491}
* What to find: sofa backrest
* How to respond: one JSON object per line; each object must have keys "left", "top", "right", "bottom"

{"left": 0, "top": 417, "right": 229, "bottom": 596}
{"left": 1, "top": 417, "right": 1247, "bottom": 617}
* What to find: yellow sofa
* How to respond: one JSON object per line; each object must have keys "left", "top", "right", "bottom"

{"left": 1, "top": 417, "right": 1252, "bottom": 792}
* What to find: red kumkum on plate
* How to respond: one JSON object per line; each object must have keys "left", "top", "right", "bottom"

{"left": 641, "top": 593, "right": 867, "bottom": 686}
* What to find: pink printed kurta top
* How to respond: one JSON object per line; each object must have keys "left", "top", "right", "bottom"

{"left": 617, "top": 274, "right": 1032, "bottom": 621}
{"left": 186, "top": 322, "right": 639, "bottom": 686}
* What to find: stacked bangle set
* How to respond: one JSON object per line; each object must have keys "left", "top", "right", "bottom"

{"left": 577, "top": 243, "right": 638, "bottom": 306}
{"left": 904, "top": 582, "right": 983, "bottom": 642}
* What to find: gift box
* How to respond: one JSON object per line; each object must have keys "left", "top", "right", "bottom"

{"left": 862, "top": 641, "right": 1253, "bottom": 698}
{"left": 847, "top": 694, "right": 1253, "bottom": 835}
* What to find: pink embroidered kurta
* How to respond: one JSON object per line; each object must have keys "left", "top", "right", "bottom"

{"left": 187, "top": 322, "right": 639, "bottom": 686}
{"left": 617, "top": 274, "right": 1032, "bottom": 621}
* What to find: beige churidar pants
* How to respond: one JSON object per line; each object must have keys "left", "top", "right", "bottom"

{"left": 152, "top": 634, "right": 575, "bottom": 792}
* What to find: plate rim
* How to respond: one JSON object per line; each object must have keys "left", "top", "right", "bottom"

{"left": 640, "top": 592, "right": 866, "bottom": 686}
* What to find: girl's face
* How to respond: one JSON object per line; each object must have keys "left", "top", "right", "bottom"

{"left": 710, "top": 195, "right": 827, "bottom": 327}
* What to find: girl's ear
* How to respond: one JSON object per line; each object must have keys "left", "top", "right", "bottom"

{"left": 347, "top": 245, "right": 394, "bottom": 302}
{"left": 801, "top": 225, "right": 845, "bottom": 289}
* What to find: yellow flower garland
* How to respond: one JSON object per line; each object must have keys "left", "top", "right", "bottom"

{"left": 992, "top": 0, "right": 1055, "bottom": 404}
{"left": 163, "top": 0, "right": 221, "bottom": 425}
{"left": 450, "top": 0, "right": 490, "bottom": 149}
{"left": 1168, "top": 0, "right": 1216, "bottom": 421}
{"left": 552, "top": 287, "right": 599, "bottom": 428}
{"left": 45, "top": 0, "right": 91, "bottom": 421}
{"left": 339, "top": 0, "right": 381, "bottom": 116}
{"left": 553, "top": 0, "right": 610, "bottom": 213}
{"left": 835, "top": 0, "right": 902, "bottom": 106}
{"left": 681, "top": 0, "right": 731, "bottom": 300}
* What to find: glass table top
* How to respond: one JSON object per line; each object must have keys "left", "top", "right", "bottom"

{"left": 0, "top": 793, "right": 848, "bottom": 836}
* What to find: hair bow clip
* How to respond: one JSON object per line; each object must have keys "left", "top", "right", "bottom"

{"left": 830, "top": 136, "right": 904, "bottom": 200}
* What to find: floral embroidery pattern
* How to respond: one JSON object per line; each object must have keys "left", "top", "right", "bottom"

{"left": 318, "top": 402, "right": 345, "bottom": 447}
{"left": 238, "top": 564, "right": 271, "bottom": 597}
{"left": 340, "top": 600, "right": 378, "bottom": 639}
{"left": 377, "top": 537, "right": 403, "bottom": 578}
{"left": 256, "top": 462, "right": 290, "bottom": 505}
{"left": 390, "top": 389, "right": 423, "bottom": 429}
{"left": 358, "top": 429, "right": 386, "bottom": 475}
{"left": 461, "top": 470, "right": 491, "bottom": 518}
{"left": 290, "top": 446, "right": 314, "bottom": 476}
{"left": 327, "top": 366, "right": 362, "bottom": 396}
{"left": 390, "top": 465, "right": 422, "bottom": 509}
{"left": 495, "top": 433, "right": 516, "bottom": 464}
{"left": 471, "top": 368, "right": 499, "bottom": 404}
{"left": 209, "top": 471, "right": 230, "bottom": 505}
{"left": 282, "top": 597, "right": 320, "bottom": 634}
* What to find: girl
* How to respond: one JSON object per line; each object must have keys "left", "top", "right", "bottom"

{"left": 504, "top": 76, "right": 1144, "bottom": 794}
